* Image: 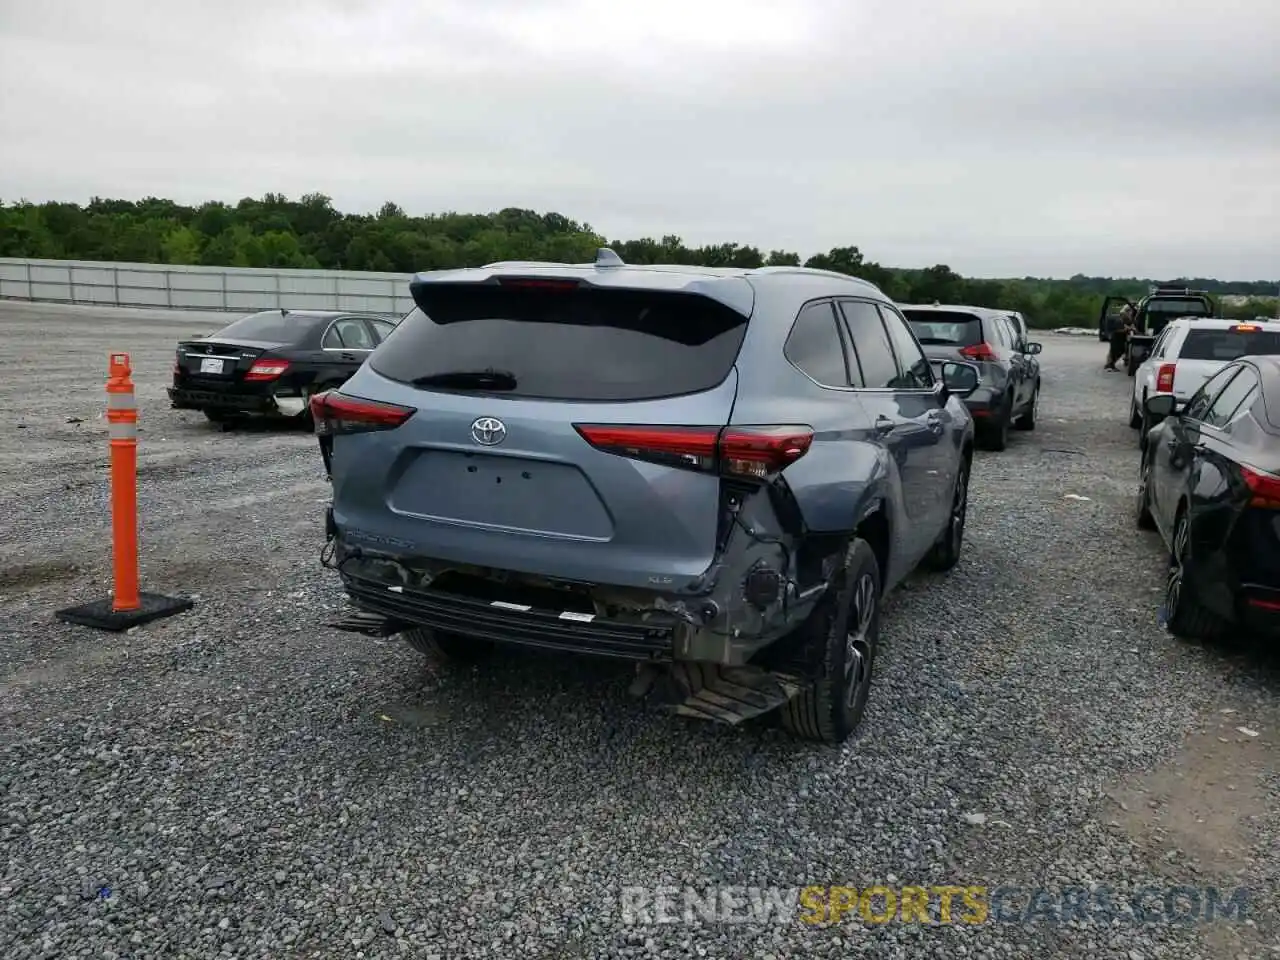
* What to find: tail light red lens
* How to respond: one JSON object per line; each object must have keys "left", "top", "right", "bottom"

{"left": 1241, "top": 465, "right": 1280, "bottom": 509}
{"left": 310, "top": 391, "right": 417, "bottom": 436}
{"left": 573, "top": 424, "right": 813, "bottom": 479}
{"left": 959, "top": 343, "right": 998, "bottom": 362}
{"left": 245, "top": 359, "right": 291, "bottom": 381}
{"left": 1155, "top": 363, "right": 1176, "bottom": 393}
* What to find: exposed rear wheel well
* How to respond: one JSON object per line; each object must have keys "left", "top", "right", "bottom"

{"left": 856, "top": 508, "right": 890, "bottom": 590}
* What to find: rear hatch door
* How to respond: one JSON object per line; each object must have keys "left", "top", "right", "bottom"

{"left": 329, "top": 275, "right": 753, "bottom": 589}
{"left": 1174, "top": 326, "right": 1280, "bottom": 400}
{"left": 901, "top": 309, "right": 985, "bottom": 363}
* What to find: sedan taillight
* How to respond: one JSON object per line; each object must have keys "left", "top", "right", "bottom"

{"left": 245, "top": 359, "right": 291, "bottom": 381}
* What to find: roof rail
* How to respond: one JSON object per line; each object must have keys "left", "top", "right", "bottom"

{"left": 750, "top": 265, "right": 883, "bottom": 288}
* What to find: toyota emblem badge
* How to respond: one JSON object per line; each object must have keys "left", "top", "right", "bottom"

{"left": 470, "top": 417, "right": 507, "bottom": 446}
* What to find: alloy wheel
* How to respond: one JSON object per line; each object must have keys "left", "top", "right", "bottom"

{"left": 950, "top": 461, "right": 969, "bottom": 552}
{"left": 1166, "top": 514, "right": 1189, "bottom": 617}
{"left": 844, "top": 573, "right": 876, "bottom": 708}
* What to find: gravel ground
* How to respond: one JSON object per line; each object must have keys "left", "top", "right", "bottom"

{"left": 1, "top": 300, "right": 1277, "bottom": 960}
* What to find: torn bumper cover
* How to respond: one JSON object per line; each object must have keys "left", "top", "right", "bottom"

{"left": 325, "top": 529, "right": 829, "bottom": 668}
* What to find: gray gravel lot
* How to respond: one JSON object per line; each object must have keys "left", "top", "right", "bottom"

{"left": 1, "top": 300, "right": 1277, "bottom": 959}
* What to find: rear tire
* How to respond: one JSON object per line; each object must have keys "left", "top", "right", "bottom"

{"left": 1129, "top": 396, "right": 1143, "bottom": 429}
{"left": 978, "top": 396, "right": 1011, "bottom": 451}
{"left": 1135, "top": 454, "right": 1156, "bottom": 531}
{"left": 925, "top": 453, "right": 970, "bottom": 571}
{"left": 1014, "top": 383, "right": 1038, "bottom": 431}
{"left": 779, "top": 538, "right": 881, "bottom": 744}
{"left": 1163, "top": 510, "right": 1224, "bottom": 640}
{"left": 402, "top": 627, "right": 494, "bottom": 663}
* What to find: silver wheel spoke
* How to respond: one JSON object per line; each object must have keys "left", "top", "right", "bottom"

{"left": 844, "top": 572, "right": 875, "bottom": 706}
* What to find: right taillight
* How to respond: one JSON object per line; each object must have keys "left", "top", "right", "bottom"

{"left": 1241, "top": 465, "right": 1280, "bottom": 509}
{"left": 959, "top": 343, "right": 998, "bottom": 362}
{"left": 573, "top": 424, "right": 813, "bottom": 480}
{"left": 1155, "top": 363, "right": 1176, "bottom": 393}
{"left": 310, "top": 391, "right": 416, "bottom": 436}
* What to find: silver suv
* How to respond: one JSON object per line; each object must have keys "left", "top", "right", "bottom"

{"left": 317, "top": 250, "right": 980, "bottom": 743}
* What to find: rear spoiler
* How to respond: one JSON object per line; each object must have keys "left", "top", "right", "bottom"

{"left": 407, "top": 265, "right": 756, "bottom": 318}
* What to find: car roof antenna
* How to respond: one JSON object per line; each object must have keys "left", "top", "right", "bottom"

{"left": 595, "top": 247, "right": 625, "bottom": 268}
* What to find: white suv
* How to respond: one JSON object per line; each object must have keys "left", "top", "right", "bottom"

{"left": 1130, "top": 317, "right": 1280, "bottom": 441}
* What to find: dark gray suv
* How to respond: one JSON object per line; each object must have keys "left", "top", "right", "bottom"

{"left": 900, "top": 304, "right": 1042, "bottom": 451}
{"left": 317, "top": 250, "right": 980, "bottom": 743}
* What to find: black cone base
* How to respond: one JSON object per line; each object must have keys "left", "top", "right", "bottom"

{"left": 55, "top": 592, "right": 194, "bottom": 631}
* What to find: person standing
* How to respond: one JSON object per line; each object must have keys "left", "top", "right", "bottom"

{"left": 1105, "top": 304, "right": 1135, "bottom": 371}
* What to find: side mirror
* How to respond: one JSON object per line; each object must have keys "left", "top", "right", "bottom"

{"left": 1144, "top": 394, "right": 1176, "bottom": 417}
{"left": 1024, "top": 342, "right": 1042, "bottom": 355}
{"left": 931, "top": 360, "right": 981, "bottom": 399}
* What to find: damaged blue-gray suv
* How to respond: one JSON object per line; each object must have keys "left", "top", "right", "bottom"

{"left": 316, "top": 249, "right": 980, "bottom": 743}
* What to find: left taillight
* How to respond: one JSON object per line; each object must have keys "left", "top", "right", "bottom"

{"left": 310, "top": 391, "right": 417, "bottom": 436}
{"left": 573, "top": 423, "right": 813, "bottom": 480}
{"left": 245, "top": 359, "right": 291, "bottom": 381}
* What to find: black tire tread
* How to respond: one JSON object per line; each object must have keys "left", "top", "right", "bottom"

{"left": 1013, "top": 383, "right": 1038, "bottom": 431}
{"left": 402, "top": 627, "right": 494, "bottom": 662}
{"left": 1136, "top": 458, "right": 1156, "bottom": 531}
{"left": 1165, "top": 513, "right": 1226, "bottom": 640}
{"left": 779, "top": 538, "right": 880, "bottom": 745}
{"left": 925, "top": 454, "right": 971, "bottom": 571}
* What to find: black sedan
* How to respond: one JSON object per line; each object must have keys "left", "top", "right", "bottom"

{"left": 168, "top": 309, "right": 400, "bottom": 424}
{"left": 1136, "top": 355, "right": 1280, "bottom": 640}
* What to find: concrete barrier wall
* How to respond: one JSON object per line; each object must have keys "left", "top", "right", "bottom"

{"left": 0, "top": 258, "right": 417, "bottom": 315}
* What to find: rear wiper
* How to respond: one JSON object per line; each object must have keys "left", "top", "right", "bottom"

{"left": 410, "top": 369, "right": 518, "bottom": 390}
{"left": 915, "top": 337, "right": 957, "bottom": 345}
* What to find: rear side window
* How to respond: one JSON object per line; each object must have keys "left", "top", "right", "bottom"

{"left": 1202, "top": 366, "right": 1259, "bottom": 428}
{"left": 839, "top": 300, "right": 899, "bottom": 389}
{"left": 902, "top": 310, "right": 983, "bottom": 347}
{"left": 785, "top": 301, "right": 850, "bottom": 388}
{"left": 214, "top": 310, "right": 317, "bottom": 343}
{"left": 372, "top": 285, "right": 749, "bottom": 401}
{"left": 877, "top": 305, "right": 934, "bottom": 389}
{"left": 1178, "top": 328, "right": 1280, "bottom": 361}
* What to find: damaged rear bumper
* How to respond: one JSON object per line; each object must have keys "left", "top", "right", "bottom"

{"left": 339, "top": 569, "right": 679, "bottom": 660}
{"left": 324, "top": 532, "right": 829, "bottom": 668}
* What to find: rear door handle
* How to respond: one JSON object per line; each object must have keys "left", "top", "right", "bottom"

{"left": 873, "top": 416, "right": 895, "bottom": 437}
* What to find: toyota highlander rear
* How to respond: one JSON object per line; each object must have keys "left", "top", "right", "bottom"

{"left": 317, "top": 262, "right": 826, "bottom": 668}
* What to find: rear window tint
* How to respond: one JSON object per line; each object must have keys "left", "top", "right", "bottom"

{"left": 1179, "top": 328, "right": 1280, "bottom": 361}
{"left": 214, "top": 310, "right": 319, "bottom": 343}
{"left": 372, "top": 285, "right": 749, "bottom": 401}
{"left": 902, "top": 310, "right": 982, "bottom": 347}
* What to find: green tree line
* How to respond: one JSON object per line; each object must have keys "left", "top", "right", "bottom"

{"left": 1, "top": 195, "right": 1275, "bottom": 328}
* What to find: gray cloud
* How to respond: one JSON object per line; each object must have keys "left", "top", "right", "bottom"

{"left": 1, "top": 0, "right": 1276, "bottom": 278}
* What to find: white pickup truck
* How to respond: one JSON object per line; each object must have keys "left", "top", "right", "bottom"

{"left": 1130, "top": 317, "right": 1280, "bottom": 442}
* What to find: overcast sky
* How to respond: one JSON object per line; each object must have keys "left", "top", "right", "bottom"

{"left": 1, "top": 0, "right": 1276, "bottom": 280}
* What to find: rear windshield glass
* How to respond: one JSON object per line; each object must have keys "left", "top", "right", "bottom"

{"left": 1147, "top": 298, "right": 1212, "bottom": 316}
{"left": 1180, "top": 327, "right": 1280, "bottom": 361}
{"left": 902, "top": 310, "right": 982, "bottom": 346}
{"left": 213, "top": 310, "right": 318, "bottom": 343}
{"left": 371, "top": 284, "right": 749, "bottom": 401}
